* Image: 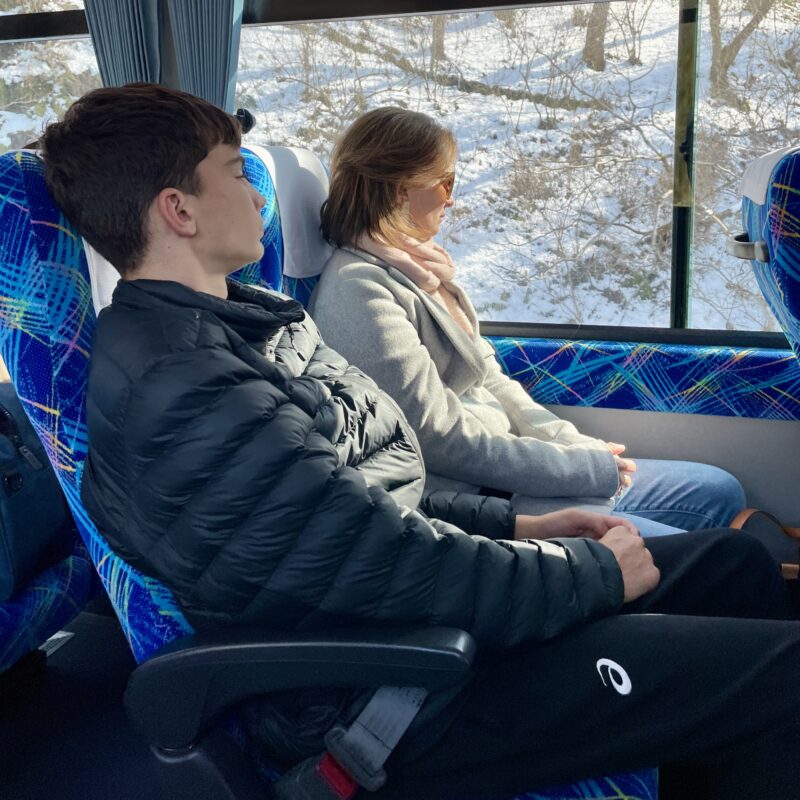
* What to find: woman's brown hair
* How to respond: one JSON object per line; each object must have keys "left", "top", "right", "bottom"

{"left": 320, "top": 107, "right": 456, "bottom": 247}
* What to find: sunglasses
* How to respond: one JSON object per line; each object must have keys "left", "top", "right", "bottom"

{"left": 440, "top": 173, "right": 455, "bottom": 199}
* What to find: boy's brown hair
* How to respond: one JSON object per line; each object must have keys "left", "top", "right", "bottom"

{"left": 41, "top": 83, "right": 241, "bottom": 276}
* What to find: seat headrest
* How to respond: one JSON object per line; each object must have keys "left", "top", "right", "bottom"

{"left": 741, "top": 144, "right": 800, "bottom": 205}
{"left": 85, "top": 144, "right": 331, "bottom": 313}
{"left": 247, "top": 144, "right": 332, "bottom": 279}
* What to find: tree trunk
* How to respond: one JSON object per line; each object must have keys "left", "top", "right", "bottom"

{"left": 431, "top": 16, "right": 446, "bottom": 66}
{"left": 582, "top": 3, "right": 609, "bottom": 72}
{"left": 709, "top": 0, "right": 775, "bottom": 95}
{"left": 708, "top": 0, "right": 723, "bottom": 89}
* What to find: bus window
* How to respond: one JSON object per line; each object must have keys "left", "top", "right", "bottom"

{"left": 238, "top": 6, "right": 677, "bottom": 327}
{"left": 691, "top": 0, "right": 797, "bottom": 332}
{"left": 237, "top": 2, "right": 793, "bottom": 334}
{"left": 0, "top": 1, "right": 83, "bottom": 11}
{"left": 0, "top": 36, "right": 100, "bottom": 152}
{"left": 0, "top": 1, "right": 99, "bottom": 153}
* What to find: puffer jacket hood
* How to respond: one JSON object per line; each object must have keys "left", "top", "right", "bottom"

{"left": 81, "top": 279, "right": 623, "bottom": 648}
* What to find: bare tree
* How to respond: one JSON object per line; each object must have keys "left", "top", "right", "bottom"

{"left": 708, "top": 0, "right": 775, "bottom": 96}
{"left": 610, "top": 0, "right": 656, "bottom": 66}
{"left": 582, "top": 3, "right": 609, "bottom": 72}
{"left": 431, "top": 15, "right": 446, "bottom": 69}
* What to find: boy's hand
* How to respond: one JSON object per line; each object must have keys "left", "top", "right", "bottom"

{"left": 598, "top": 526, "right": 660, "bottom": 602}
{"left": 514, "top": 509, "right": 639, "bottom": 541}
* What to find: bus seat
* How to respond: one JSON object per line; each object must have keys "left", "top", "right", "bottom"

{"left": 0, "top": 147, "right": 656, "bottom": 800}
{"left": 729, "top": 144, "right": 800, "bottom": 361}
{"left": 0, "top": 154, "right": 95, "bottom": 676}
{"left": 84, "top": 144, "right": 328, "bottom": 314}
{"left": 234, "top": 144, "right": 330, "bottom": 306}
{"left": 0, "top": 538, "right": 94, "bottom": 675}
{"left": 243, "top": 143, "right": 332, "bottom": 306}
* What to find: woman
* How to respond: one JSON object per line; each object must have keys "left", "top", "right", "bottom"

{"left": 308, "top": 107, "right": 745, "bottom": 536}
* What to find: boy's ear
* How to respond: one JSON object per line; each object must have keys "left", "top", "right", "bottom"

{"left": 154, "top": 187, "right": 197, "bottom": 237}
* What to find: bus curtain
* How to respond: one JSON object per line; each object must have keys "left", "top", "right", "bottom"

{"left": 167, "top": 0, "right": 243, "bottom": 114}
{"left": 84, "top": 0, "right": 243, "bottom": 113}
{"left": 84, "top": 0, "right": 161, "bottom": 87}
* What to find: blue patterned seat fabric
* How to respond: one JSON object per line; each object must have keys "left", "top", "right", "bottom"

{"left": 0, "top": 146, "right": 655, "bottom": 800}
{"left": 491, "top": 336, "right": 800, "bottom": 421}
{"left": 739, "top": 146, "right": 800, "bottom": 365}
{"left": 0, "top": 151, "right": 96, "bottom": 673}
{"left": 0, "top": 538, "right": 94, "bottom": 672}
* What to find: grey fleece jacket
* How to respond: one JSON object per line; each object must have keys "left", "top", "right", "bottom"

{"left": 308, "top": 247, "right": 620, "bottom": 503}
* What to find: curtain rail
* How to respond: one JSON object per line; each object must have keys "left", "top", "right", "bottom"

{"left": 0, "top": 1, "right": 594, "bottom": 42}
{"left": 241, "top": 0, "right": 581, "bottom": 25}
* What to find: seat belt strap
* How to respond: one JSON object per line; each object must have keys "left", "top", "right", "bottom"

{"left": 272, "top": 685, "right": 428, "bottom": 798}
{"left": 324, "top": 686, "right": 428, "bottom": 792}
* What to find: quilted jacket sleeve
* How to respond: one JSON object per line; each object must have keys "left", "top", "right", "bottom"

{"left": 419, "top": 490, "right": 515, "bottom": 541}
{"left": 85, "top": 341, "right": 624, "bottom": 652}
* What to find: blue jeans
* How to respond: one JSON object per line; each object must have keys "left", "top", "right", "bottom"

{"left": 511, "top": 459, "right": 745, "bottom": 538}
{"left": 614, "top": 458, "right": 746, "bottom": 537}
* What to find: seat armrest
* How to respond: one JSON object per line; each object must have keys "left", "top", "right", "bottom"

{"left": 125, "top": 625, "right": 476, "bottom": 750}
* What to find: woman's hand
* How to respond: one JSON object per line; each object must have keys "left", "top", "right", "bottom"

{"left": 514, "top": 509, "right": 639, "bottom": 541}
{"left": 608, "top": 441, "right": 636, "bottom": 489}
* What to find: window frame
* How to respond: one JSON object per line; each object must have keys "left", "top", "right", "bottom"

{"left": 0, "top": 9, "right": 87, "bottom": 40}
{"left": 0, "top": 1, "right": 789, "bottom": 349}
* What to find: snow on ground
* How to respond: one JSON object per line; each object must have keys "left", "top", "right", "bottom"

{"left": 0, "top": 38, "right": 100, "bottom": 149}
{"left": 237, "top": 4, "right": 795, "bottom": 331}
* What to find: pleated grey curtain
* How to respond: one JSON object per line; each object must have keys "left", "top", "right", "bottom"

{"left": 167, "top": 0, "right": 244, "bottom": 112}
{"left": 83, "top": 0, "right": 243, "bottom": 113}
{"left": 84, "top": 0, "right": 162, "bottom": 86}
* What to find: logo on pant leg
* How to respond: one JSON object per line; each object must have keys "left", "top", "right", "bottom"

{"left": 596, "top": 658, "right": 632, "bottom": 695}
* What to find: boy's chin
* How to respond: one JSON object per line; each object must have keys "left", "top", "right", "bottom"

{"left": 232, "top": 244, "right": 265, "bottom": 271}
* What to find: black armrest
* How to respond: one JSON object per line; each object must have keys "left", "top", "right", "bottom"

{"left": 125, "top": 625, "right": 476, "bottom": 750}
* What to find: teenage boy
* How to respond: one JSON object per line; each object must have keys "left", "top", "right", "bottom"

{"left": 42, "top": 84, "right": 800, "bottom": 800}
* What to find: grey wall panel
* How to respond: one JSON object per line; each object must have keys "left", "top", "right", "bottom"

{"left": 547, "top": 405, "right": 800, "bottom": 526}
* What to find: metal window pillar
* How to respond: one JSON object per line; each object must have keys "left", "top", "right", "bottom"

{"left": 670, "top": 0, "right": 700, "bottom": 329}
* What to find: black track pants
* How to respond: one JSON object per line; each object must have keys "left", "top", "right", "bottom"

{"left": 376, "top": 529, "right": 800, "bottom": 800}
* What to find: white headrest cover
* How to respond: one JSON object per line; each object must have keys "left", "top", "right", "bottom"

{"left": 84, "top": 240, "right": 119, "bottom": 314}
{"left": 741, "top": 144, "right": 800, "bottom": 206}
{"left": 247, "top": 144, "right": 333, "bottom": 279}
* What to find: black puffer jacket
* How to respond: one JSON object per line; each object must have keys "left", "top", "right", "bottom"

{"left": 82, "top": 280, "right": 623, "bottom": 649}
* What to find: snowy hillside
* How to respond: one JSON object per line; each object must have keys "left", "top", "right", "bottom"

{"left": 237, "top": 3, "right": 796, "bottom": 330}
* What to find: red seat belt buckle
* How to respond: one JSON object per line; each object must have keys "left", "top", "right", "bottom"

{"left": 317, "top": 752, "right": 358, "bottom": 799}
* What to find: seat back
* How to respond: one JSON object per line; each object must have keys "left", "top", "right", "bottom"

{"left": 731, "top": 144, "right": 800, "bottom": 361}
{"left": 244, "top": 144, "right": 332, "bottom": 307}
{"left": 0, "top": 146, "right": 288, "bottom": 663}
